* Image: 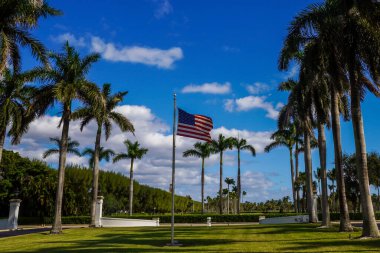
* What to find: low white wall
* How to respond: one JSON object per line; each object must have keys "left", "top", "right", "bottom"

{"left": 101, "top": 217, "right": 158, "bottom": 227}
{"left": 259, "top": 215, "right": 309, "bottom": 225}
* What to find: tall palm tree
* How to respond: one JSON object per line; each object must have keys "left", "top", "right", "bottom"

{"left": 30, "top": 42, "right": 101, "bottom": 234}
{"left": 0, "top": 0, "right": 60, "bottom": 73}
{"left": 278, "top": 79, "right": 317, "bottom": 223}
{"left": 72, "top": 83, "right": 134, "bottom": 226}
{"left": 211, "top": 134, "right": 233, "bottom": 214}
{"left": 82, "top": 147, "right": 115, "bottom": 168}
{"left": 341, "top": 0, "right": 380, "bottom": 237}
{"left": 279, "top": 0, "right": 356, "bottom": 232}
{"left": 42, "top": 137, "right": 81, "bottom": 159}
{"left": 0, "top": 69, "right": 37, "bottom": 166}
{"left": 224, "top": 177, "right": 235, "bottom": 214}
{"left": 183, "top": 142, "right": 212, "bottom": 214}
{"left": 113, "top": 140, "right": 148, "bottom": 216}
{"left": 231, "top": 137, "right": 255, "bottom": 214}
{"left": 265, "top": 125, "right": 299, "bottom": 213}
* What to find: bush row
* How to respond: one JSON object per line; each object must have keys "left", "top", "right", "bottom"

{"left": 110, "top": 213, "right": 299, "bottom": 223}
{"left": 17, "top": 212, "right": 380, "bottom": 225}
{"left": 19, "top": 216, "right": 90, "bottom": 225}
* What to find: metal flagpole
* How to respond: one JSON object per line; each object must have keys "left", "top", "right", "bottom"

{"left": 170, "top": 93, "right": 177, "bottom": 245}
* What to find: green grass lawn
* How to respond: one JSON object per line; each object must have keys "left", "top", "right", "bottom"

{"left": 1, "top": 224, "right": 380, "bottom": 252}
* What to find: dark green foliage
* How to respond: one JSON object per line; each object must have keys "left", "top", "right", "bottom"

{"left": 111, "top": 213, "right": 301, "bottom": 223}
{"left": 0, "top": 150, "right": 199, "bottom": 218}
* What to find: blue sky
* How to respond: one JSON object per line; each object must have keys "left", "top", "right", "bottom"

{"left": 11, "top": 0, "right": 380, "bottom": 202}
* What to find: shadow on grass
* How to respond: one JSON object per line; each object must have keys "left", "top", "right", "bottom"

{"left": 280, "top": 238, "right": 380, "bottom": 252}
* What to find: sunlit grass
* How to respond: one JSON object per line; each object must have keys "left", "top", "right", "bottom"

{"left": 1, "top": 224, "right": 379, "bottom": 252}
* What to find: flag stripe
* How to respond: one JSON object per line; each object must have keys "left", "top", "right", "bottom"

{"left": 177, "top": 108, "right": 213, "bottom": 142}
{"left": 177, "top": 132, "right": 211, "bottom": 142}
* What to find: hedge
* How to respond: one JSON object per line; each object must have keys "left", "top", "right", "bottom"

{"left": 16, "top": 212, "right": 380, "bottom": 225}
{"left": 19, "top": 216, "right": 90, "bottom": 225}
{"left": 110, "top": 213, "right": 300, "bottom": 223}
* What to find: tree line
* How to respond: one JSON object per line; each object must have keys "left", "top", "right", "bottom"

{"left": 0, "top": 150, "right": 199, "bottom": 218}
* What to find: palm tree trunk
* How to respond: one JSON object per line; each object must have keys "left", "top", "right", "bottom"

{"left": 350, "top": 71, "right": 379, "bottom": 237}
{"left": 289, "top": 148, "right": 296, "bottom": 213}
{"left": 90, "top": 126, "right": 102, "bottom": 227}
{"left": 331, "top": 87, "right": 353, "bottom": 232}
{"left": 317, "top": 123, "right": 330, "bottom": 227}
{"left": 219, "top": 151, "right": 223, "bottom": 214}
{"left": 304, "top": 129, "right": 317, "bottom": 222}
{"left": 227, "top": 185, "right": 230, "bottom": 214}
{"left": 201, "top": 158, "right": 205, "bottom": 214}
{"left": 51, "top": 107, "right": 70, "bottom": 234}
{"left": 0, "top": 127, "right": 6, "bottom": 170}
{"left": 295, "top": 141, "right": 300, "bottom": 213}
{"left": 129, "top": 158, "right": 134, "bottom": 216}
{"left": 237, "top": 149, "right": 241, "bottom": 214}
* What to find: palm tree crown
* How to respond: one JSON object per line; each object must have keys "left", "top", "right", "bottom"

{"left": 0, "top": 0, "right": 61, "bottom": 73}
{"left": 42, "top": 137, "right": 81, "bottom": 159}
{"left": 82, "top": 146, "right": 115, "bottom": 168}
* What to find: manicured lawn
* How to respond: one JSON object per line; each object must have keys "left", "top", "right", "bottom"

{"left": 1, "top": 224, "right": 380, "bottom": 252}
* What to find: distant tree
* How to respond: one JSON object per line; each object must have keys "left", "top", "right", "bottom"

{"left": 43, "top": 137, "right": 81, "bottom": 159}
{"left": 82, "top": 147, "right": 115, "bottom": 168}
{"left": 231, "top": 137, "right": 255, "bottom": 214}
{"left": 225, "top": 177, "right": 235, "bottom": 214}
{"left": 211, "top": 134, "right": 233, "bottom": 214}
{"left": 113, "top": 140, "right": 148, "bottom": 216}
{"left": 183, "top": 142, "right": 212, "bottom": 214}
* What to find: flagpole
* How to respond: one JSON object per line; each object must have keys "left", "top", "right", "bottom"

{"left": 170, "top": 93, "right": 177, "bottom": 245}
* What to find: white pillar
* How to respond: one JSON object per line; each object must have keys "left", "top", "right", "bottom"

{"left": 95, "top": 196, "right": 104, "bottom": 227}
{"left": 8, "top": 199, "right": 21, "bottom": 231}
{"left": 313, "top": 194, "right": 319, "bottom": 222}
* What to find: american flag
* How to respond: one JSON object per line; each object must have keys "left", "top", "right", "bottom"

{"left": 177, "top": 108, "right": 213, "bottom": 142}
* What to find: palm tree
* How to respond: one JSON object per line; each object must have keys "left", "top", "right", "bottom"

{"left": 242, "top": 191, "right": 247, "bottom": 204}
{"left": 0, "top": 69, "right": 37, "bottom": 166}
{"left": 231, "top": 137, "right": 255, "bottom": 214}
{"left": 211, "top": 134, "right": 233, "bottom": 214}
{"left": 294, "top": 172, "right": 306, "bottom": 213}
{"left": 183, "top": 142, "right": 212, "bottom": 214}
{"left": 278, "top": 79, "right": 317, "bottom": 223}
{"left": 280, "top": 0, "right": 380, "bottom": 237}
{"left": 0, "top": 0, "right": 60, "bottom": 73}
{"left": 265, "top": 124, "right": 299, "bottom": 213}
{"left": 113, "top": 140, "right": 148, "bottom": 216}
{"left": 279, "top": 0, "right": 355, "bottom": 231}
{"left": 72, "top": 83, "right": 134, "bottom": 226}
{"left": 82, "top": 147, "right": 115, "bottom": 168}
{"left": 42, "top": 137, "right": 81, "bottom": 159}
{"left": 30, "top": 42, "right": 101, "bottom": 234}
{"left": 224, "top": 177, "right": 235, "bottom": 214}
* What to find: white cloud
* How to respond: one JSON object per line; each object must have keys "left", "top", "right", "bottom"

{"left": 154, "top": 0, "right": 173, "bottom": 19}
{"left": 182, "top": 82, "right": 231, "bottom": 94}
{"left": 246, "top": 82, "right": 271, "bottom": 95}
{"left": 51, "top": 33, "right": 86, "bottom": 47}
{"left": 90, "top": 37, "right": 183, "bottom": 69}
{"left": 224, "top": 96, "right": 280, "bottom": 120}
{"left": 5, "top": 104, "right": 277, "bottom": 202}
{"left": 283, "top": 65, "right": 299, "bottom": 80}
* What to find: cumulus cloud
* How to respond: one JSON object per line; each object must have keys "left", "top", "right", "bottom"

{"left": 182, "top": 82, "right": 231, "bottom": 94}
{"left": 246, "top": 82, "right": 271, "bottom": 95}
{"left": 90, "top": 37, "right": 183, "bottom": 69}
{"left": 224, "top": 96, "right": 280, "bottom": 120}
{"left": 154, "top": 0, "right": 173, "bottom": 19}
{"left": 51, "top": 33, "right": 86, "bottom": 47}
{"left": 6, "top": 104, "right": 275, "bottom": 202}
